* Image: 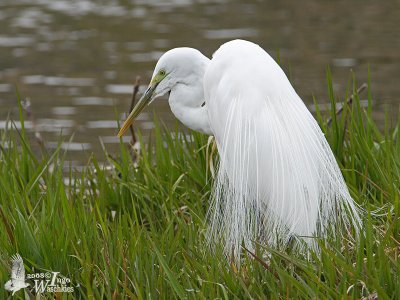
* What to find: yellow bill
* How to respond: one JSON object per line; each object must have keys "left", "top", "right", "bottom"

{"left": 117, "top": 84, "right": 157, "bottom": 137}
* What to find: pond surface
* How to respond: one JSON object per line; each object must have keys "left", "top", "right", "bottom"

{"left": 0, "top": 0, "right": 399, "bottom": 166}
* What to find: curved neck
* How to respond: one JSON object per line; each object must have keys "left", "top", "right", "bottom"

{"left": 169, "top": 83, "right": 213, "bottom": 135}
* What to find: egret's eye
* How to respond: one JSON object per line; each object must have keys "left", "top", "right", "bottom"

{"left": 159, "top": 69, "right": 166, "bottom": 76}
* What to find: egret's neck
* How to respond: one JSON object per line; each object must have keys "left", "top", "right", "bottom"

{"left": 169, "top": 82, "right": 213, "bottom": 135}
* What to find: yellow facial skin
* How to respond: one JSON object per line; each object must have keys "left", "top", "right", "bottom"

{"left": 117, "top": 69, "right": 167, "bottom": 137}
{"left": 150, "top": 69, "right": 166, "bottom": 85}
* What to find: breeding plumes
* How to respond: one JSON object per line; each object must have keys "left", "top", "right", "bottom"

{"left": 118, "top": 39, "right": 361, "bottom": 261}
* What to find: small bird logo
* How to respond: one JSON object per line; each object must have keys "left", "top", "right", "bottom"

{"left": 4, "top": 254, "right": 30, "bottom": 295}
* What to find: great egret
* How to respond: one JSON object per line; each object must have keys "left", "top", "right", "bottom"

{"left": 118, "top": 39, "right": 361, "bottom": 261}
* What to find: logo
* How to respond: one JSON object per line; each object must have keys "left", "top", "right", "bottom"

{"left": 4, "top": 254, "right": 29, "bottom": 296}
{"left": 4, "top": 253, "right": 75, "bottom": 296}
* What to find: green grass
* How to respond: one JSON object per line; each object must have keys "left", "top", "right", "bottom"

{"left": 0, "top": 75, "right": 399, "bottom": 299}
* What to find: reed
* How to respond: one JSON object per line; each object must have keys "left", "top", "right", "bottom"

{"left": 0, "top": 74, "right": 398, "bottom": 299}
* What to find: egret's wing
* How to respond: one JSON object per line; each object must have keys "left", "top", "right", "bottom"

{"left": 10, "top": 254, "right": 25, "bottom": 282}
{"left": 204, "top": 40, "right": 361, "bottom": 262}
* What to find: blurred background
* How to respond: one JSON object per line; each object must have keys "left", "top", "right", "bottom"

{"left": 0, "top": 0, "right": 399, "bottom": 166}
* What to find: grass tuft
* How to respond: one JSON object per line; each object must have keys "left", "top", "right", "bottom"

{"left": 0, "top": 76, "right": 399, "bottom": 299}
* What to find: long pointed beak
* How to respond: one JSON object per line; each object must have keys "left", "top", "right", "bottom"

{"left": 117, "top": 84, "right": 156, "bottom": 137}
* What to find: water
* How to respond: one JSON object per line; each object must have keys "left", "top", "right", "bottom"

{"left": 0, "top": 0, "right": 399, "bottom": 167}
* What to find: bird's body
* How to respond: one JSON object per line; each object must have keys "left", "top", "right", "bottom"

{"left": 118, "top": 39, "right": 361, "bottom": 261}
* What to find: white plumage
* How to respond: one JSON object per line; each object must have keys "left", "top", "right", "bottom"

{"left": 205, "top": 41, "right": 361, "bottom": 259}
{"left": 118, "top": 39, "right": 361, "bottom": 262}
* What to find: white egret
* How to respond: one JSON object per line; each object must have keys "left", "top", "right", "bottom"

{"left": 118, "top": 39, "right": 361, "bottom": 261}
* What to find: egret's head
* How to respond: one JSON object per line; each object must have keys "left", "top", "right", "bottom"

{"left": 117, "top": 48, "right": 208, "bottom": 137}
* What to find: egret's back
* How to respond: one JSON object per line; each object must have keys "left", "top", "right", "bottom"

{"left": 204, "top": 40, "right": 360, "bottom": 260}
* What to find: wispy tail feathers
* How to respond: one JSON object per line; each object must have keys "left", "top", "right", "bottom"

{"left": 207, "top": 93, "right": 361, "bottom": 262}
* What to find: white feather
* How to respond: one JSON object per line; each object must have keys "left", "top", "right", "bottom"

{"left": 204, "top": 40, "right": 361, "bottom": 261}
